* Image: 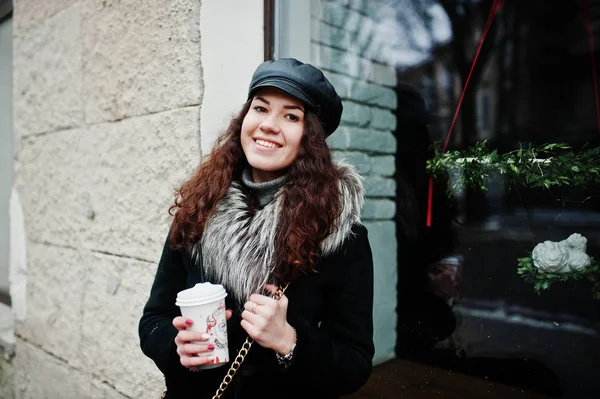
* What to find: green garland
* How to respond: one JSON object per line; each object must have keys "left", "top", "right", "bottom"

{"left": 427, "top": 141, "right": 600, "bottom": 299}
{"left": 426, "top": 140, "right": 600, "bottom": 192}
{"left": 517, "top": 255, "right": 600, "bottom": 300}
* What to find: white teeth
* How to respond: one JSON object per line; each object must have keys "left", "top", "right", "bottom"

{"left": 256, "top": 139, "right": 280, "bottom": 149}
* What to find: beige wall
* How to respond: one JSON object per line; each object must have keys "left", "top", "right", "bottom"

{"left": 11, "top": 0, "right": 263, "bottom": 397}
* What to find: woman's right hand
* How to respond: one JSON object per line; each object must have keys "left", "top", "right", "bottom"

{"left": 172, "top": 310, "right": 232, "bottom": 370}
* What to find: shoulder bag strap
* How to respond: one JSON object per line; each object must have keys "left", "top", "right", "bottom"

{"left": 212, "top": 283, "right": 289, "bottom": 399}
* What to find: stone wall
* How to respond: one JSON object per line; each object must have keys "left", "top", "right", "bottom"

{"left": 11, "top": 0, "right": 263, "bottom": 397}
{"left": 312, "top": 0, "right": 398, "bottom": 364}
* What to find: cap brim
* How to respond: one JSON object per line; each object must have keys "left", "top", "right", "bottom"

{"left": 249, "top": 78, "right": 316, "bottom": 109}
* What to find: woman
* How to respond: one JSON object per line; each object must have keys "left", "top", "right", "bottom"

{"left": 138, "top": 58, "right": 375, "bottom": 399}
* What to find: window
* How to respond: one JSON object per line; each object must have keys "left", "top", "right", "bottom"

{"left": 477, "top": 88, "right": 491, "bottom": 138}
{"left": 270, "top": 2, "right": 600, "bottom": 398}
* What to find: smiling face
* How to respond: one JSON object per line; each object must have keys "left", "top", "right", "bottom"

{"left": 240, "top": 87, "right": 305, "bottom": 183}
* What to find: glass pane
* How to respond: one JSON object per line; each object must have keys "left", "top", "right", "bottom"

{"left": 285, "top": 0, "right": 600, "bottom": 397}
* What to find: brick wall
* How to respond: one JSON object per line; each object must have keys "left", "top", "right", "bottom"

{"left": 312, "top": 0, "right": 398, "bottom": 364}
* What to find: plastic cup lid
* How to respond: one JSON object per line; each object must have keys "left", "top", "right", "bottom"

{"left": 175, "top": 282, "right": 227, "bottom": 306}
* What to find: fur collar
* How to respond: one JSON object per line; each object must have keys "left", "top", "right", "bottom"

{"left": 190, "top": 162, "right": 364, "bottom": 305}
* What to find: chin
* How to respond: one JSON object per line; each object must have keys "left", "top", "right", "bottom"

{"left": 247, "top": 159, "right": 280, "bottom": 173}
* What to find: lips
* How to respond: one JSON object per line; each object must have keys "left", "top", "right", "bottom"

{"left": 255, "top": 138, "right": 282, "bottom": 149}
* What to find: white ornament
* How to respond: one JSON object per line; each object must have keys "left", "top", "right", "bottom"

{"left": 532, "top": 241, "right": 569, "bottom": 273}
{"left": 566, "top": 250, "right": 591, "bottom": 272}
{"left": 560, "top": 233, "right": 587, "bottom": 253}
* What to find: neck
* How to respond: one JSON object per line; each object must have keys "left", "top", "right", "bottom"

{"left": 241, "top": 168, "right": 288, "bottom": 208}
{"left": 252, "top": 168, "right": 286, "bottom": 183}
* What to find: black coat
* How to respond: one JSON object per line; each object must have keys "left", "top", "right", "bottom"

{"left": 138, "top": 222, "right": 374, "bottom": 399}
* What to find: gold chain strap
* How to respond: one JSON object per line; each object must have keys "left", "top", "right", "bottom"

{"left": 211, "top": 283, "right": 289, "bottom": 399}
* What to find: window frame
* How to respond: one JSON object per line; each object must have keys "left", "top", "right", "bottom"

{"left": 264, "top": 0, "right": 275, "bottom": 60}
{"left": 0, "top": 0, "right": 11, "bottom": 23}
{"left": 265, "top": 0, "right": 311, "bottom": 62}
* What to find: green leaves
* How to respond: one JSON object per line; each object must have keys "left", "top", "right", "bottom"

{"left": 429, "top": 140, "right": 600, "bottom": 299}
{"left": 517, "top": 253, "right": 600, "bottom": 299}
{"left": 426, "top": 141, "right": 600, "bottom": 193}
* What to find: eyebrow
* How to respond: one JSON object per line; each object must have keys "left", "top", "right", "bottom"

{"left": 255, "top": 96, "right": 305, "bottom": 113}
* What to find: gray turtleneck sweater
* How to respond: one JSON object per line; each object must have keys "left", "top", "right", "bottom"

{"left": 241, "top": 168, "right": 288, "bottom": 208}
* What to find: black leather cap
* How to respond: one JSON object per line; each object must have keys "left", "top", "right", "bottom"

{"left": 248, "top": 58, "right": 343, "bottom": 137}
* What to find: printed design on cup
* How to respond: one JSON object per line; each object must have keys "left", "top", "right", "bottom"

{"left": 176, "top": 283, "right": 229, "bottom": 366}
{"left": 206, "top": 301, "right": 229, "bottom": 355}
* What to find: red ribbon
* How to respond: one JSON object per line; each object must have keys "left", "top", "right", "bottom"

{"left": 427, "top": 0, "right": 504, "bottom": 227}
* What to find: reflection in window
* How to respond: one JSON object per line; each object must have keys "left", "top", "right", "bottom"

{"left": 278, "top": 0, "right": 600, "bottom": 397}
{"left": 477, "top": 88, "right": 491, "bottom": 138}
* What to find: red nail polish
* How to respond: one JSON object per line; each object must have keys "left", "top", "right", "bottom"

{"left": 208, "top": 344, "right": 215, "bottom": 350}
{"left": 185, "top": 319, "right": 192, "bottom": 326}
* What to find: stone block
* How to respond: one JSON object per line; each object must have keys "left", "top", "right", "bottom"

{"left": 363, "top": 221, "right": 397, "bottom": 365}
{"left": 325, "top": 72, "right": 397, "bottom": 109}
{"left": 332, "top": 151, "right": 394, "bottom": 177}
{"left": 318, "top": 1, "right": 363, "bottom": 33}
{"left": 81, "top": 0, "right": 201, "bottom": 124}
{"left": 81, "top": 251, "right": 164, "bottom": 398}
{"left": 366, "top": 26, "right": 400, "bottom": 66}
{"left": 91, "top": 379, "right": 143, "bottom": 399}
{"left": 332, "top": 151, "right": 370, "bottom": 175}
{"left": 340, "top": 101, "right": 396, "bottom": 132}
{"left": 313, "top": 44, "right": 364, "bottom": 79}
{"left": 364, "top": 176, "right": 396, "bottom": 197}
{"left": 371, "top": 62, "right": 397, "bottom": 87}
{"left": 371, "top": 155, "right": 395, "bottom": 176}
{"left": 323, "top": 0, "right": 351, "bottom": 6}
{"left": 323, "top": 0, "right": 366, "bottom": 10}
{"left": 311, "top": 0, "right": 323, "bottom": 18}
{"left": 15, "top": 245, "right": 164, "bottom": 398}
{"left": 15, "top": 107, "right": 200, "bottom": 262}
{"left": 370, "top": 108, "right": 397, "bottom": 131}
{"left": 328, "top": 126, "right": 396, "bottom": 154}
{"left": 13, "top": 0, "right": 78, "bottom": 34}
{"left": 323, "top": 72, "right": 352, "bottom": 98}
{"left": 347, "top": 0, "right": 366, "bottom": 11}
{"left": 359, "top": 1, "right": 392, "bottom": 21}
{"left": 354, "top": 82, "right": 397, "bottom": 110}
{"left": 362, "top": 198, "right": 395, "bottom": 220}
{"left": 13, "top": 4, "right": 83, "bottom": 137}
{"left": 313, "top": 44, "right": 397, "bottom": 87}
{"left": 340, "top": 101, "right": 371, "bottom": 128}
{"left": 313, "top": 20, "right": 353, "bottom": 51}
{"left": 15, "top": 243, "right": 84, "bottom": 369}
{"left": 14, "top": 339, "right": 92, "bottom": 399}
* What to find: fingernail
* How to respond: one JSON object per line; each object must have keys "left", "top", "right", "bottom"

{"left": 201, "top": 333, "right": 211, "bottom": 340}
{"left": 208, "top": 344, "right": 215, "bottom": 350}
{"left": 185, "top": 319, "right": 192, "bottom": 326}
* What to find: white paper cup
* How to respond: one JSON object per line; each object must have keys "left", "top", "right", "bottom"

{"left": 176, "top": 282, "right": 229, "bottom": 369}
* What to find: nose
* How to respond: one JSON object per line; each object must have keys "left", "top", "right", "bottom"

{"left": 259, "top": 114, "right": 281, "bottom": 134}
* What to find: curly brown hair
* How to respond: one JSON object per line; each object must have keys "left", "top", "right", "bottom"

{"left": 169, "top": 100, "right": 342, "bottom": 282}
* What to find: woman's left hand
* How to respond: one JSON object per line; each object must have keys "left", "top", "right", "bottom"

{"left": 241, "top": 284, "right": 296, "bottom": 354}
